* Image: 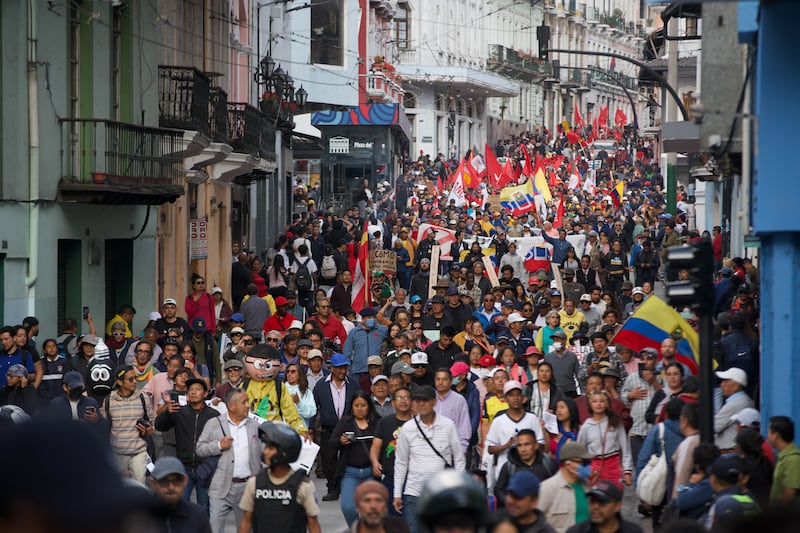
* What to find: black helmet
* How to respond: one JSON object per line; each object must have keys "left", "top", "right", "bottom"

{"left": 416, "top": 470, "right": 487, "bottom": 532}
{"left": 258, "top": 421, "right": 302, "bottom": 466}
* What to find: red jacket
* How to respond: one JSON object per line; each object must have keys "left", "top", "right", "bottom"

{"left": 309, "top": 314, "right": 348, "bottom": 348}
{"left": 262, "top": 313, "right": 297, "bottom": 335}
{"left": 185, "top": 292, "right": 216, "bottom": 334}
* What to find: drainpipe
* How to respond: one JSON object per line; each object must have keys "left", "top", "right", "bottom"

{"left": 25, "top": 0, "right": 39, "bottom": 298}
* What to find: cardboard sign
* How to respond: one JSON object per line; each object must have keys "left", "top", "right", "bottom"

{"left": 428, "top": 245, "right": 440, "bottom": 298}
{"left": 551, "top": 263, "right": 564, "bottom": 298}
{"left": 369, "top": 249, "right": 397, "bottom": 276}
{"left": 482, "top": 256, "right": 500, "bottom": 288}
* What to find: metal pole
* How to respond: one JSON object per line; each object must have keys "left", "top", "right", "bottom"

{"left": 546, "top": 48, "right": 690, "bottom": 121}
{"left": 699, "top": 312, "right": 714, "bottom": 442}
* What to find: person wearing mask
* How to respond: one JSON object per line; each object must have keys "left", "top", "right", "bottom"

{"left": 48, "top": 371, "right": 103, "bottom": 426}
{"left": 0, "top": 364, "right": 39, "bottom": 414}
{"left": 539, "top": 441, "right": 598, "bottom": 533}
{"left": 342, "top": 308, "right": 387, "bottom": 382}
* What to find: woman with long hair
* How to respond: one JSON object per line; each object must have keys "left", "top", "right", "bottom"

{"left": 250, "top": 258, "right": 268, "bottom": 297}
{"left": 497, "top": 346, "right": 528, "bottom": 385}
{"left": 526, "top": 361, "right": 565, "bottom": 418}
{"left": 330, "top": 390, "right": 381, "bottom": 527}
{"left": 285, "top": 362, "right": 317, "bottom": 429}
{"left": 561, "top": 247, "right": 580, "bottom": 271}
{"left": 179, "top": 342, "right": 210, "bottom": 389}
{"left": 266, "top": 254, "right": 289, "bottom": 289}
{"left": 550, "top": 397, "right": 581, "bottom": 461}
{"left": 464, "top": 321, "right": 494, "bottom": 355}
{"left": 577, "top": 390, "right": 633, "bottom": 488}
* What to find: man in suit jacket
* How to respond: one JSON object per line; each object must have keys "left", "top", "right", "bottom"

{"left": 313, "top": 353, "right": 359, "bottom": 501}
{"left": 196, "top": 388, "right": 262, "bottom": 533}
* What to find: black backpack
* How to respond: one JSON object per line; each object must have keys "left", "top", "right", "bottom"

{"left": 294, "top": 257, "right": 313, "bottom": 291}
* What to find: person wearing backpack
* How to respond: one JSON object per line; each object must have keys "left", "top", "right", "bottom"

{"left": 319, "top": 244, "right": 340, "bottom": 291}
{"left": 291, "top": 244, "right": 318, "bottom": 312}
{"left": 635, "top": 398, "right": 685, "bottom": 528}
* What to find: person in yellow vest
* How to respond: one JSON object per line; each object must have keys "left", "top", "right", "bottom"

{"left": 558, "top": 297, "right": 586, "bottom": 344}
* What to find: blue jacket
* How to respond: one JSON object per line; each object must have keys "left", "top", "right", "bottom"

{"left": 342, "top": 324, "right": 388, "bottom": 374}
{"left": 542, "top": 233, "right": 573, "bottom": 265}
{"left": 313, "top": 377, "right": 360, "bottom": 430}
{"left": 47, "top": 395, "right": 108, "bottom": 436}
{"left": 675, "top": 477, "right": 713, "bottom": 519}
{"left": 635, "top": 419, "right": 684, "bottom": 484}
{"left": 457, "top": 378, "right": 481, "bottom": 444}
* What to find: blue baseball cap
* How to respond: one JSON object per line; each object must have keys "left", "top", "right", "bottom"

{"left": 330, "top": 353, "right": 350, "bottom": 367}
{"left": 506, "top": 470, "right": 541, "bottom": 497}
{"left": 410, "top": 295, "right": 422, "bottom": 303}
{"left": 231, "top": 313, "right": 245, "bottom": 323}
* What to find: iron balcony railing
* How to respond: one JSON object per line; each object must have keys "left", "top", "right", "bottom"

{"left": 227, "top": 103, "right": 276, "bottom": 161}
{"left": 60, "top": 119, "right": 184, "bottom": 186}
{"left": 209, "top": 86, "right": 229, "bottom": 143}
{"left": 158, "top": 66, "right": 211, "bottom": 134}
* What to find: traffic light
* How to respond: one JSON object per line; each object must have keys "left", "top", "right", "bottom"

{"left": 537, "top": 25, "right": 550, "bottom": 60}
{"left": 664, "top": 241, "right": 714, "bottom": 315}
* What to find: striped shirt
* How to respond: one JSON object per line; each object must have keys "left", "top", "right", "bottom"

{"left": 620, "top": 373, "right": 658, "bottom": 437}
{"left": 104, "top": 391, "right": 152, "bottom": 456}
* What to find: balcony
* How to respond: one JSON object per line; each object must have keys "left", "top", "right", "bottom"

{"left": 59, "top": 119, "right": 185, "bottom": 205}
{"left": 227, "top": 103, "right": 277, "bottom": 162}
{"left": 366, "top": 71, "right": 405, "bottom": 105}
{"left": 487, "top": 44, "right": 549, "bottom": 82}
{"left": 209, "top": 87, "right": 229, "bottom": 143}
{"left": 158, "top": 66, "right": 211, "bottom": 135}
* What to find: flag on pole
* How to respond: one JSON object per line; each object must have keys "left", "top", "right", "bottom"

{"left": 612, "top": 295, "right": 700, "bottom": 375}
{"left": 574, "top": 102, "right": 584, "bottom": 128}
{"left": 553, "top": 197, "right": 565, "bottom": 228}
{"left": 609, "top": 57, "right": 616, "bottom": 73}
{"left": 501, "top": 157, "right": 517, "bottom": 187}
{"left": 520, "top": 144, "right": 535, "bottom": 180}
{"left": 499, "top": 180, "right": 537, "bottom": 216}
{"left": 351, "top": 221, "right": 370, "bottom": 313}
{"left": 583, "top": 171, "right": 597, "bottom": 195}
{"left": 615, "top": 109, "right": 627, "bottom": 128}
{"left": 470, "top": 152, "right": 487, "bottom": 180}
{"left": 447, "top": 161, "right": 467, "bottom": 206}
{"left": 461, "top": 157, "right": 478, "bottom": 188}
{"left": 598, "top": 106, "right": 609, "bottom": 129}
{"left": 611, "top": 181, "right": 625, "bottom": 207}
{"left": 485, "top": 144, "right": 505, "bottom": 189}
{"left": 566, "top": 130, "right": 581, "bottom": 146}
{"left": 532, "top": 155, "right": 553, "bottom": 203}
{"left": 568, "top": 170, "right": 580, "bottom": 190}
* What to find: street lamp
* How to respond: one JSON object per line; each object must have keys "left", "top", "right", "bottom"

{"left": 645, "top": 96, "right": 661, "bottom": 127}
{"left": 295, "top": 85, "right": 308, "bottom": 108}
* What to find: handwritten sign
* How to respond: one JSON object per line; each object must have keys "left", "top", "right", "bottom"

{"left": 369, "top": 249, "right": 397, "bottom": 276}
{"left": 189, "top": 218, "right": 208, "bottom": 260}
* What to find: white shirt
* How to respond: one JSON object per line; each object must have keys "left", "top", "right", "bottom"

{"left": 227, "top": 416, "right": 252, "bottom": 479}
{"left": 485, "top": 411, "right": 545, "bottom": 478}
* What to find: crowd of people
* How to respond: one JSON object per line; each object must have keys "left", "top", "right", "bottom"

{"left": 0, "top": 129, "right": 789, "bottom": 533}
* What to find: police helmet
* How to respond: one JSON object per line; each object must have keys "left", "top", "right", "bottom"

{"left": 258, "top": 421, "right": 302, "bottom": 466}
{"left": 0, "top": 405, "right": 31, "bottom": 427}
{"left": 416, "top": 470, "right": 487, "bottom": 532}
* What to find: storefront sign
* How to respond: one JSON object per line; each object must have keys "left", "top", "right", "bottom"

{"left": 329, "top": 136, "right": 350, "bottom": 154}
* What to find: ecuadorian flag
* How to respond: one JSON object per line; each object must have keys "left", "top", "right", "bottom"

{"left": 612, "top": 295, "right": 700, "bottom": 375}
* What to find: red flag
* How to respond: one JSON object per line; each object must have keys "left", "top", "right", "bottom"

{"left": 614, "top": 109, "right": 627, "bottom": 128}
{"left": 599, "top": 106, "right": 609, "bottom": 128}
{"left": 574, "top": 102, "right": 584, "bottom": 128}
{"left": 543, "top": 155, "right": 565, "bottom": 170}
{"left": 520, "top": 144, "right": 535, "bottom": 179}
{"left": 462, "top": 157, "right": 478, "bottom": 188}
{"left": 566, "top": 131, "right": 581, "bottom": 145}
{"left": 613, "top": 129, "right": 623, "bottom": 141}
{"left": 553, "top": 198, "right": 565, "bottom": 228}
{"left": 351, "top": 221, "right": 370, "bottom": 313}
{"left": 548, "top": 171, "right": 560, "bottom": 188}
{"left": 485, "top": 144, "right": 504, "bottom": 188}
{"left": 501, "top": 158, "right": 516, "bottom": 187}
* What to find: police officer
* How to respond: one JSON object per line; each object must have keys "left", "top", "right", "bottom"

{"left": 416, "top": 470, "right": 488, "bottom": 533}
{"left": 238, "top": 422, "right": 321, "bottom": 533}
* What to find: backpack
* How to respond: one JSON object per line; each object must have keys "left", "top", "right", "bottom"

{"left": 294, "top": 257, "right": 313, "bottom": 291}
{"left": 57, "top": 334, "right": 76, "bottom": 358}
{"left": 636, "top": 423, "right": 668, "bottom": 506}
{"left": 321, "top": 254, "right": 337, "bottom": 279}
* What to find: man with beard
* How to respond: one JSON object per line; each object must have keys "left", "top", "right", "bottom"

{"left": 409, "top": 258, "right": 432, "bottom": 304}
{"left": 154, "top": 298, "right": 191, "bottom": 341}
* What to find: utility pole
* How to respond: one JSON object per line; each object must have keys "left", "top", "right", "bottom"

{"left": 665, "top": 16, "right": 679, "bottom": 216}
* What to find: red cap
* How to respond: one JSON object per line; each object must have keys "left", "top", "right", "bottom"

{"left": 275, "top": 296, "right": 288, "bottom": 306}
{"left": 525, "top": 346, "right": 544, "bottom": 359}
{"left": 450, "top": 361, "right": 470, "bottom": 376}
{"left": 478, "top": 355, "right": 497, "bottom": 368}
{"left": 528, "top": 276, "right": 538, "bottom": 285}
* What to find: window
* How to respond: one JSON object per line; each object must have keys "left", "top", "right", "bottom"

{"left": 310, "top": 0, "right": 343, "bottom": 66}
{"left": 69, "top": 2, "right": 81, "bottom": 120}
{"left": 395, "top": 3, "right": 410, "bottom": 49}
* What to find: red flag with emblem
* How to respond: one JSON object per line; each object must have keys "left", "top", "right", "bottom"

{"left": 553, "top": 197, "right": 565, "bottom": 228}
{"left": 615, "top": 109, "right": 627, "bottom": 128}
{"left": 574, "top": 102, "right": 584, "bottom": 128}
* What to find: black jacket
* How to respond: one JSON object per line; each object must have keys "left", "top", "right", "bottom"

{"left": 151, "top": 498, "right": 212, "bottom": 533}
{"left": 566, "top": 517, "right": 643, "bottom": 533}
{"left": 494, "top": 448, "right": 557, "bottom": 506}
{"left": 155, "top": 403, "right": 221, "bottom": 469}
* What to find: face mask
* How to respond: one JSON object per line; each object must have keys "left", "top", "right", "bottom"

{"left": 576, "top": 464, "right": 593, "bottom": 481}
{"left": 68, "top": 388, "right": 84, "bottom": 401}
{"left": 365, "top": 318, "right": 376, "bottom": 329}
{"left": 452, "top": 377, "right": 461, "bottom": 387}
{"left": 552, "top": 342, "right": 563, "bottom": 351}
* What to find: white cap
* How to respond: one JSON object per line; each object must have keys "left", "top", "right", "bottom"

{"left": 289, "top": 320, "right": 303, "bottom": 330}
{"left": 731, "top": 407, "right": 761, "bottom": 428}
{"left": 550, "top": 280, "right": 558, "bottom": 289}
{"left": 211, "top": 286, "right": 223, "bottom": 295}
{"left": 371, "top": 374, "right": 389, "bottom": 385}
{"left": 715, "top": 367, "right": 747, "bottom": 387}
{"left": 579, "top": 294, "right": 592, "bottom": 302}
{"left": 148, "top": 311, "right": 162, "bottom": 321}
{"left": 632, "top": 287, "right": 645, "bottom": 296}
{"left": 488, "top": 367, "right": 508, "bottom": 378}
{"left": 163, "top": 298, "right": 177, "bottom": 306}
{"left": 503, "top": 380, "right": 524, "bottom": 395}
{"left": 507, "top": 313, "right": 526, "bottom": 323}
{"left": 410, "top": 352, "right": 429, "bottom": 365}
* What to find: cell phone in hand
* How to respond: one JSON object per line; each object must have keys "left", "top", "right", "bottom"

{"left": 83, "top": 306, "right": 90, "bottom": 319}
{"left": 84, "top": 406, "right": 96, "bottom": 415}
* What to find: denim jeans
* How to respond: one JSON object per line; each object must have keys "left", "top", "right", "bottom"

{"left": 340, "top": 466, "right": 374, "bottom": 526}
{"left": 403, "top": 494, "right": 419, "bottom": 533}
{"left": 183, "top": 466, "right": 210, "bottom": 512}
{"left": 381, "top": 476, "right": 400, "bottom": 516}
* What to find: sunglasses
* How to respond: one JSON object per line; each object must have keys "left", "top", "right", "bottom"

{"left": 286, "top": 369, "right": 298, "bottom": 374}
{"left": 243, "top": 340, "right": 254, "bottom": 345}
{"left": 225, "top": 367, "right": 241, "bottom": 372}
{"left": 412, "top": 364, "right": 427, "bottom": 368}
{"left": 267, "top": 337, "right": 281, "bottom": 343}
{"left": 111, "top": 332, "right": 126, "bottom": 337}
